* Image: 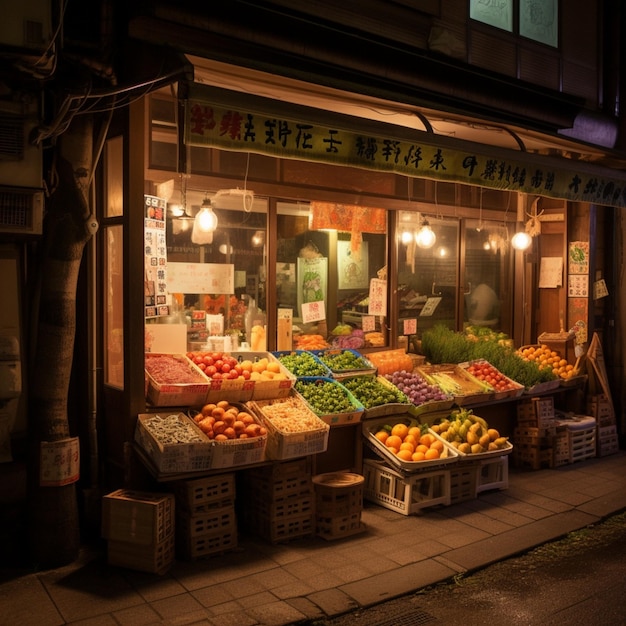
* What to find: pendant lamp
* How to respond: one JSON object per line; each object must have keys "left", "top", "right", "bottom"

{"left": 191, "top": 196, "right": 218, "bottom": 245}
{"left": 415, "top": 218, "right": 436, "bottom": 249}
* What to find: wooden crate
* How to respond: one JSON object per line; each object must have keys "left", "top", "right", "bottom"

{"left": 512, "top": 443, "right": 554, "bottom": 470}
{"left": 476, "top": 456, "right": 509, "bottom": 493}
{"left": 597, "top": 425, "right": 619, "bottom": 457}
{"left": 175, "top": 473, "right": 235, "bottom": 513}
{"left": 449, "top": 463, "right": 479, "bottom": 503}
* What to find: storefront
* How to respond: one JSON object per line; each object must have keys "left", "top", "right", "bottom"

{"left": 91, "top": 45, "right": 626, "bottom": 488}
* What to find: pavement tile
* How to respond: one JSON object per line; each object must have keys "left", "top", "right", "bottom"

{"left": 111, "top": 603, "right": 162, "bottom": 625}
{"left": 306, "top": 587, "right": 360, "bottom": 616}
{"left": 191, "top": 583, "right": 237, "bottom": 608}
{"left": 271, "top": 580, "right": 317, "bottom": 600}
{"left": 285, "top": 596, "right": 326, "bottom": 621}
{"left": 149, "top": 591, "right": 207, "bottom": 622}
{"left": 338, "top": 558, "right": 458, "bottom": 608}
{"left": 0, "top": 575, "right": 63, "bottom": 626}
{"left": 244, "top": 599, "right": 308, "bottom": 625}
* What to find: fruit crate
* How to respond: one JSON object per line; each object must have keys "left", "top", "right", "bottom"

{"left": 513, "top": 425, "right": 557, "bottom": 446}
{"left": 556, "top": 415, "right": 596, "bottom": 463}
{"left": 476, "top": 455, "right": 509, "bottom": 493}
{"left": 249, "top": 393, "right": 330, "bottom": 460}
{"left": 134, "top": 412, "right": 213, "bottom": 474}
{"left": 174, "top": 473, "right": 235, "bottom": 513}
{"left": 145, "top": 353, "right": 211, "bottom": 407}
{"left": 516, "top": 396, "right": 556, "bottom": 429}
{"left": 362, "top": 459, "right": 451, "bottom": 515}
{"left": 107, "top": 534, "right": 175, "bottom": 574}
{"left": 449, "top": 463, "right": 479, "bottom": 503}
{"left": 294, "top": 376, "right": 365, "bottom": 425}
{"left": 597, "top": 425, "right": 619, "bottom": 457}
{"left": 251, "top": 512, "right": 315, "bottom": 544}
{"left": 363, "top": 413, "right": 459, "bottom": 472}
{"left": 238, "top": 457, "right": 313, "bottom": 500}
{"left": 177, "top": 504, "right": 236, "bottom": 538}
{"left": 310, "top": 348, "right": 377, "bottom": 380}
{"left": 102, "top": 489, "right": 175, "bottom": 546}
{"left": 315, "top": 511, "right": 365, "bottom": 540}
{"left": 553, "top": 430, "right": 571, "bottom": 467}
{"left": 177, "top": 520, "right": 238, "bottom": 560}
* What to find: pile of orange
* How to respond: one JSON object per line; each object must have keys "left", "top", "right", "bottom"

{"left": 517, "top": 344, "right": 577, "bottom": 379}
{"left": 374, "top": 422, "right": 445, "bottom": 462}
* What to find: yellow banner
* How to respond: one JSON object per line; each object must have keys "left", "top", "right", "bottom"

{"left": 185, "top": 99, "right": 626, "bottom": 209}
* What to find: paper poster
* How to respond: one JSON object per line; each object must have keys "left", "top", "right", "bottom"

{"left": 539, "top": 257, "right": 563, "bottom": 288}
{"left": 167, "top": 262, "right": 234, "bottom": 295}
{"left": 301, "top": 300, "right": 326, "bottom": 324}
{"left": 144, "top": 195, "right": 168, "bottom": 317}
{"left": 297, "top": 257, "right": 328, "bottom": 316}
{"left": 568, "top": 274, "right": 589, "bottom": 297}
{"left": 568, "top": 241, "right": 589, "bottom": 274}
{"left": 337, "top": 240, "right": 369, "bottom": 289}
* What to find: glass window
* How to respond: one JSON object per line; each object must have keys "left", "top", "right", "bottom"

{"left": 463, "top": 218, "right": 511, "bottom": 335}
{"left": 470, "top": 0, "right": 513, "bottom": 31}
{"left": 398, "top": 212, "right": 459, "bottom": 340}
{"left": 164, "top": 190, "right": 268, "bottom": 351}
{"left": 277, "top": 201, "right": 389, "bottom": 350}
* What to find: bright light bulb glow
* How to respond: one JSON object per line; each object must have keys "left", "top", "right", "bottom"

{"left": 196, "top": 207, "right": 218, "bottom": 233}
{"left": 511, "top": 231, "right": 532, "bottom": 251}
{"left": 401, "top": 230, "right": 413, "bottom": 245}
{"left": 415, "top": 224, "right": 436, "bottom": 249}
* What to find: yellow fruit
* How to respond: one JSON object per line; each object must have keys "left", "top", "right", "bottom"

{"left": 374, "top": 430, "right": 388, "bottom": 443}
{"left": 412, "top": 451, "right": 426, "bottom": 461}
{"left": 397, "top": 449, "right": 413, "bottom": 461}
{"left": 385, "top": 435, "right": 403, "bottom": 450}
{"left": 424, "top": 448, "right": 440, "bottom": 460}
{"left": 487, "top": 428, "right": 500, "bottom": 441}
{"left": 400, "top": 441, "right": 415, "bottom": 454}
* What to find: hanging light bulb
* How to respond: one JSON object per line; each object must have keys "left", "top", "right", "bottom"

{"left": 415, "top": 218, "right": 436, "bottom": 249}
{"left": 191, "top": 196, "right": 218, "bottom": 244}
{"left": 511, "top": 229, "right": 532, "bottom": 251}
{"left": 401, "top": 229, "right": 413, "bottom": 245}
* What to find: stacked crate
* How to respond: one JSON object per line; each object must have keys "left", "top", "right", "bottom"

{"left": 102, "top": 489, "right": 175, "bottom": 574}
{"left": 174, "top": 473, "right": 238, "bottom": 560}
{"left": 512, "top": 397, "right": 558, "bottom": 469}
{"left": 237, "top": 458, "right": 315, "bottom": 543}
{"left": 587, "top": 394, "right": 619, "bottom": 457}
{"left": 312, "top": 472, "right": 366, "bottom": 539}
{"left": 555, "top": 413, "right": 597, "bottom": 464}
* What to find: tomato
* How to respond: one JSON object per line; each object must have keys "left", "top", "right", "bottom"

{"left": 206, "top": 365, "right": 217, "bottom": 377}
{"left": 211, "top": 352, "right": 223, "bottom": 361}
{"left": 214, "top": 359, "right": 224, "bottom": 371}
{"left": 242, "top": 370, "right": 251, "bottom": 380}
{"left": 193, "top": 355, "right": 204, "bottom": 365}
{"left": 221, "top": 362, "right": 231, "bottom": 374}
{"left": 196, "top": 362, "right": 206, "bottom": 371}
{"left": 212, "top": 372, "right": 222, "bottom": 380}
{"left": 228, "top": 370, "right": 239, "bottom": 379}
{"left": 203, "top": 355, "right": 214, "bottom": 366}
{"left": 234, "top": 364, "right": 243, "bottom": 375}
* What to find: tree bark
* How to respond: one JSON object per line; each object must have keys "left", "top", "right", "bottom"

{"left": 27, "top": 115, "right": 93, "bottom": 568}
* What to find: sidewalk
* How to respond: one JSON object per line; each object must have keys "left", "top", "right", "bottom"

{"left": 2, "top": 451, "right": 626, "bottom": 626}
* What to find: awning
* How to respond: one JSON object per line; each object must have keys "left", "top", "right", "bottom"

{"left": 182, "top": 61, "right": 626, "bottom": 209}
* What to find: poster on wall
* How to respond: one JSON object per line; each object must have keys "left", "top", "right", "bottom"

{"left": 337, "top": 240, "right": 369, "bottom": 290}
{"left": 167, "top": 261, "right": 235, "bottom": 295}
{"left": 297, "top": 257, "right": 327, "bottom": 320}
{"left": 144, "top": 195, "right": 168, "bottom": 318}
{"left": 568, "top": 241, "right": 589, "bottom": 275}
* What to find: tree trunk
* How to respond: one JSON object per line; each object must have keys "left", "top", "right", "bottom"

{"left": 27, "top": 115, "right": 93, "bottom": 568}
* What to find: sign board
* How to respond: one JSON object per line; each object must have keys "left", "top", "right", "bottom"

{"left": 167, "top": 262, "right": 234, "bottom": 295}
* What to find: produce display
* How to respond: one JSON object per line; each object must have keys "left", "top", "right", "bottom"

{"left": 192, "top": 400, "right": 267, "bottom": 440}
{"left": 141, "top": 413, "right": 206, "bottom": 443}
{"left": 294, "top": 334, "right": 329, "bottom": 350}
{"left": 253, "top": 396, "right": 325, "bottom": 433}
{"left": 516, "top": 344, "right": 577, "bottom": 380}
{"left": 464, "top": 325, "right": 513, "bottom": 347}
{"left": 383, "top": 370, "right": 449, "bottom": 406}
{"left": 463, "top": 360, "right": 523, "bottom": 394}
{"left": 145, "top": 354, "right": 207, "bottom": 384}
{"left": 417, "top": 365, "right": 492, "bottom": 397}
{"left": 294, "top": 378, "right": 357, "bottom": 415}
{"left": 329, "top": 324, "right": 365, "bottom": 349}
{"left": 371, "top": 421, "right": 451, "bottom": 462}
{"left": 314, "top": 349, "right": 374, "bottom": 373}
{"left": 431, "top": 407, "right": 510, "bottom": 454}
{"left": 185, "top": 351, "right": 288, "bottom": 382}
{"left": 421, "top": 324, "right": 557, "bottom": 388}
{"left": 342, "top": 375, "right": 409, "bottom": 409}
{"left": 275, "top": 351, "right": 330, "bottom": 377}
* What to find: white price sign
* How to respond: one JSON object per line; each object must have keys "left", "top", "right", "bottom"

{"left": 301, "top": 300, "right": 326, "bottom": 324}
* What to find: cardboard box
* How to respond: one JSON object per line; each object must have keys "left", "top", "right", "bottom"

{"left": 145, "top": 353, "right": 210, "bottom": 407}
{"left": 102, "top": 489, "right": 175, "bottom": 545}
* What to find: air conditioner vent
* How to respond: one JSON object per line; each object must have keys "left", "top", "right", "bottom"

{"left": 0, "top": 186, "right": 43, "bottom": 235}
{"left": 0, "top": 114, "right": 24, "bottom": 160}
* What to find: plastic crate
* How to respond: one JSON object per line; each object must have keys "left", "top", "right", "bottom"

{"left": 476, "top": 456, "right": 509, "bottom": 493}
{"left": 449, "top": 463, "right": 479, "bottom": 503}
{"left": 175, "top": 473, "right": 235, "bottom": 513}
{"left": 177, "top": 521, "right": 238, "bottom": 560}
{"left": 556, "top": 415, "right": 596, "bottom": 463}
{"left": 177, "top": 504, "right": 236, "bottom": 538}
{"left": 315, "top": 511, "right": 365, "bottom": 540}
{"left": 102, "top": 489, "right": 175, "bottom": 546}
{"left": 597, "top": 425, "right": 619, "bottom": 457}
{"left": 553, "top": 430, "right": 570, "bottom": 467}
{"left": 107, "top": 534, "right": 175, "bottom": 574}
{"left": 238, "top": 457, "right": 313, "bottom": 500}
{"left": 249, "top": 512, "right": 315, "bottom": 544}
{"left": 516, "top": 397, "right": 556, "bottom": 428}
{"left": 362, "top": 459, "right": 451, "bottom": 515}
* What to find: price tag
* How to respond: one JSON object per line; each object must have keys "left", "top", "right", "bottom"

{"left": 403, "top": 318, "right": 417, "bottom": 335}
{"left": 362, "top": 315, "right": 376, "bottom": 332}
{"left": 301, "top": 300, "right": 326, "bottom": 324}
{"left": 39, "top": 437, "right": 80, "bottom": 487}
{"left": 368, "top": 278, "right": 387, "bottom": 316}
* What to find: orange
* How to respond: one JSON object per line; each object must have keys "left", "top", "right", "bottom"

{"left": 430, "top": 440, "right": 444, "bottom": 453}
{"left": 399, "top": 441, "right": 415, "bottom": 454}
{"left": 375, "top": 430, "right": 389, "bottom": 443}
{"left": 385, "top": 435, "right": 403, "bottom": 450}
{"left": 266, "top": 361, "right": 281, "bottom": 373}
{"left": 408, "top": 426, "right": 421, "bottom": 439}
{"left": 424, "top": 448, "right": 440, "bottom": 460}
{"left": 416, "top": 444, "right": 429, "bottom": 454}
{"left": 403, "top": 434, "right": 418, "bottom": 446}
{"left": 420, "top": 433, "right": 434, "bottom": 447}
{"left": 412, "top": 451, "right": 426, "bottom": 461}
{"left": 391, "top": 423, "right": 409, "bottom": 440}
{"left": 396, "top": 449, "right": 413, "bottom": 461}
